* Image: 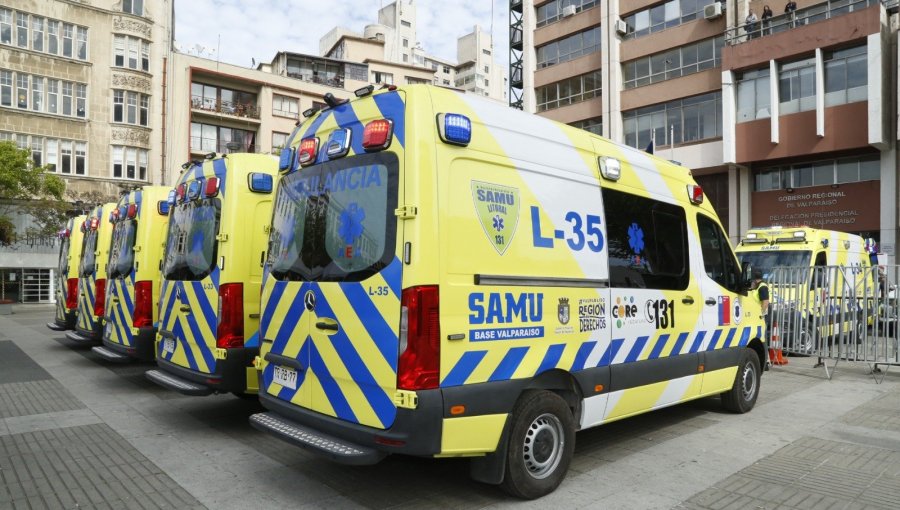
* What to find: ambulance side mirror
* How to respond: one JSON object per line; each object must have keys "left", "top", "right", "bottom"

{"left": 740, "top": 261, "right": 753, "bottom": 291}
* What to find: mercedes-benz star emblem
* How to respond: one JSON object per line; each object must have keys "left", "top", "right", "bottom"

{"left": 304, "top": 290, "right": 316, "bottom": 311}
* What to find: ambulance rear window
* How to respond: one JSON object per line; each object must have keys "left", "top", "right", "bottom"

{"left": 79, "top": 230, "right": 97, "bottom": 277}
{"left": 268, "top": 152, "right": 399, "bottom": 282}
{"left": 107, "top": 218, "right": 137, "bottom": 279}
{"left": 58, "top": 236, "right": 70, "bottom": 276}
{"left": 162, "top": 198, "right": 221, "bottom": 281}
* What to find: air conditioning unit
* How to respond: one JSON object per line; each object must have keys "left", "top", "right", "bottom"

{"left": 562, "top": 5, "right": 577, "bottom": 17}
{"left": 615, "top": 19, "right": 628, "bottom": 35}
{"left": 703, "top": 2, "right": 723, "bottom": 20}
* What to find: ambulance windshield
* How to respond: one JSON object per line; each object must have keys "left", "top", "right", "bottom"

{"left": 79, "top": 229, "right": 97, "bottom": 277}
{"left": 107, "top": 219, "right": 137, "bottom": 279}
{"left": 268, "top": 152, "right": 398, "bottom": 282}
{"left": 162, "top": 198, "right": 221, "bottom": 281}
{"left": 736, "top": 250, "right": 811, "bottom": 281}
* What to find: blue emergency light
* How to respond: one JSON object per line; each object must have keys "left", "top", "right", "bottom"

{"left": 157, "top": 200, "right": 170, "bottom": 215}
{"left": 326, "top": 128, "right": 352, "bottom": 159}
{"left": 248, "top": 173, "right": 273, "bottom": 193}
{"left": 437, "top": 113, "right": 472, "bottom": 146}
{"left": 187, "top": 180, "right": 202, "bottom": 200}
{"left": 279, "top": 147, "right": 294, "bottom": 172}
{"left": 118, "top": 206, "right": 128, "bottom": 219}
{"left": 166, "top": 189, "right": 176, "bottom": 205}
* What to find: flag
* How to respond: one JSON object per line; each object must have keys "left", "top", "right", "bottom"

{"left": 718, "top": 296, "right": 731, "bottom": 326}
{"left": 645, "top": 139, "right": 654, "bottom": 154}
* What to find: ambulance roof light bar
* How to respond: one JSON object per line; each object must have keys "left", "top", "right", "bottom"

{"left": 687, "top": 185, "right": 704, "bottom": 205}
{"left": 436, "top": 113, "right": 471, "bottom": 147}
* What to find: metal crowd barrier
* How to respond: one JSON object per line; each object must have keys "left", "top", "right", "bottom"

{"left": 766, "top": 264, "right": 899, "bottom": 383}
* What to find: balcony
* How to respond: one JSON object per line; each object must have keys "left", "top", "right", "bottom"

{"left": 190, "top": 137, "right": 256, "bottom": 155}
{"left": 286, "top": 72, "right": 345, "bottom": 89}
{"left": 726, "top": 0, "right": 881, "bottom": 45}
{"left": 191, "top": 97, "right": 261, "bottom": 121}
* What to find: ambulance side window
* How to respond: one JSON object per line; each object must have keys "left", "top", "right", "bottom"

{"left": 697, "top": 214, "right": 740, "bottom": 292}
{"left": 603, "top": 188, "right": 689, "bottom": 290}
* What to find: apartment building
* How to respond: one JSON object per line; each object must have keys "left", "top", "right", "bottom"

{"left": 512, "top": 0, "right": 898, "bottom": 261}
{"left": 321, "top": 0, "right": 509, "bottom": 102}
{"left": 0, "top": 0, "right": 172, "bottom": 301}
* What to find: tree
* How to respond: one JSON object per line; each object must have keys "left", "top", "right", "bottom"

{"left": 0, "top": 140, "right": 67, "bottom": 246}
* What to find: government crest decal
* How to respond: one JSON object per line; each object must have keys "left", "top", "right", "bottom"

{"left": 472, "top": 181, "right": 520, "bottom": 255}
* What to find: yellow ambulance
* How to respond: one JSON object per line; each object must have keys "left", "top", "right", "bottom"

{"left": 47, "top": 215, "right": 86, "bottom": 331}
{"left": 736, "top": 226, "right": 875, "bottom": 353}
{"left": 91, "top": 187, "right": 171, "bottom": 363}
{"left": 65, "top": 203, "right": 116, "bottom": 344}
{"left": 249, "top": 85, "right": 767, "bottom": 499}
{"left": 145, "top": 154, "right": 276, "bottom": 396}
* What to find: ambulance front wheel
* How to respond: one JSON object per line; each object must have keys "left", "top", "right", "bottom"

{"left": 721, "top": 349, "right": 761, "bottom": 413}
{"left": 500, "top": 390, "right": 575, "bottom": 499}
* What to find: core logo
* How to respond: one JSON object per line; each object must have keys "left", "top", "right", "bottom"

{"left": 612, "top": 296, "right": 639, "bottom": 328}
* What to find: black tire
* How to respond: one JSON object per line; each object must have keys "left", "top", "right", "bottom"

{"left": 721, "top": 349, "right": 761, "bottom": 413}
{"left": 499, "top": 390, "right": 575, "bottom": 499}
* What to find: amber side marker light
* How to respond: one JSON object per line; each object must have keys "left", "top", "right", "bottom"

{"left": 450, "top": 405, "right": 466, "bottom": 416}
{"left": 594, "top": 384, "right": 604, "bottom": 393}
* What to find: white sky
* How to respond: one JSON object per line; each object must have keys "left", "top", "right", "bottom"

{"left": 174, "top": 0, "right": 510, "bottom": 68}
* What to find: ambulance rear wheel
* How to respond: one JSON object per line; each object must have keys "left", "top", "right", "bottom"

{"left": 500, "top": 390, "right": 575, "bottom": 499}
{"left": 721, "top": 349, "right": 760, "bottom": 414}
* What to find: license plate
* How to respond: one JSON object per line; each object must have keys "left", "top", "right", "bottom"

{"left": 162, "top": 338, "right": 175, "bottom": 354}
{"left": 273, "top": 365, "right": 298, "bottom": 390}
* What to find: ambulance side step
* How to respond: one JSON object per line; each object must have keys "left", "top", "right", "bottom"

{"left": 65, "top": 331, "right": 96, "bottom": 343}
{"left": 91, "top": 346, "right": 131, "bottom": 363}
{"left": 249, "top": 412, "right": 387, "bottom": 466}
{"left": 46, "top": 322, "right": 67, "bottom": 331}
{"left": 145, "top": 369, "right": 214, "bottom": 396}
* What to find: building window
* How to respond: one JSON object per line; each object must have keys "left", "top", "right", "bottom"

{"left": 623, "top": 92, "right": 722, "bottom": 149}
{"left": 47, "top": 79, "right": 57, "bottom": 113}
{"left": 139, "top": 149, "right": 148, "bottom": 180}
{"left": 401, "top": 20, "right": 411, "bottom": 28}
{"left": 76, "top": 26, "right": 87, "bottom": 59}
{"left": 111, "top": 146, "right": 153, "bottom": 183}
{"left": 536, "top": 70, "right": 601, "bottom": 112}
{"left": 402, "top": 53, "right": 409, "bottom": 62}
{"left": 15, "top": 12, "right": 26, "bottom": 48}
{"left": 47, "top": 20, "right": 57, "bottom": 54}
{"left": 443, "top": 66, "right": 450, "bottom": 74}
{"left": 46, "top": 139, "right": 57, "bottom": 172}
{"left": 128, "top": 36, "right": 138, "bottom": 69}
{"left": 272, "top": 94, "right": 299, "bottom": 118}
{"left": 112, "top": 146, "right": 123, "bottom": 178}
{"left": 31, "top": 16, "right": 43, "bottom": 52}
{"left": 569, "top": 117, "right": 603, "bottom": 135}
{"left": 123, "top": 0, "right": 144, "bottom": 16}
{"left": 755, "top": 155, "right": 880, "bottom": 191}
{"left": 30, "top": 75, "right": 42, "bottom": 112}
{"left": 623, "top": 36, "right": 724, "bottom": 89}
{"left": 141, "top": 40, "right": 149, "bottom": 71}
{"left": 373, "top": 71, "right": 394, "bottom": 85}
{"left": 442, "top": 79, "right": 450, "bottom": 85}
{"left": 536, "top": 26, "right": 601, "bottom": 68}
{"left": 536, "top": 0, "right": 600, "bottom": 28}
{"left": 482, "top": 48, "right": 491, "bottom": 55}
{"left": 271, "top": 131, "right": 289, "bottom": 154}
{"left": 0, "top": 8, "right": 10, "bottom": 45}
{"left": 113, "top": 90, "right": 149, "bottom": 126}
{"left": 114, "top": 35, "right": 125, "bottom": 66}
{"left": 779, "top": 57, "right": 816, "bottom": 115}
{"left": 62, "top": 23, "right": 73, "bottom": 58}
{"left": 76, "top": 83, "right": 86, "bottom": 118}
{"left": 16, "top": 73, "right": 27, "bottom": 109}
{"left": 736, "top": 68, "right": 771, "bottom": 122}
{"left": 0, "top": 70, "right": 10, "bottom": 107}
{"left": 190, "top": 82, "right": 258, "bottom": 117}
{"left": 623, "top": 0, "right": 705, "bottom": 40}
{"left": 402, "top": 38, "right": 408, "bottom": 48}
{"left": 75, "top": 142, "right": 86, "bottom": 175}
{"left": 824, "top": 45, "right": 867, "bottom": 107}
{"left": 61, "top": 81, "right": 72, "bottom": 115}
{"left": 60, "top": 140, "right": 72, "bottom": 174}
{"left": 285, "top": 56, "right": 346, "bottom": 88}
{"left": 190, "top": 122, "right": 256, "bottom": 153}
{"left": 30, "top": 136, "right": 42, "bottom": 167}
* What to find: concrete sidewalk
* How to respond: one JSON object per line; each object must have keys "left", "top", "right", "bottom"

{"left": 1, "top": 304, "right": 899, "bottom": 509}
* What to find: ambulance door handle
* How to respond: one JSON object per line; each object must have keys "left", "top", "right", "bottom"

{"left": 705, "top": 298, "right": 717, "bottom": 306}
{"left": 179, "top": 305, "right": 191, "bottom": 313}
{"left": 315, "top": 319, "right": 339, "bottom": 333}
{"left": 682, "top": 296, "right": 695, "bottom": 305}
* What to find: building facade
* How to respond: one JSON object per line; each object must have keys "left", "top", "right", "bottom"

{"left": 0, "top": 0, "right": 173, "bottom": 301}
{"left": 512, "top": 0, "right": 898, "bottom": 262}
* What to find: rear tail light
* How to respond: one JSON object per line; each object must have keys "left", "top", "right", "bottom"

{"left": 398, "top": 285, "right": 440, "bottom": 390}
{"left": 217, "top": 283, "right": 244, "bottom": 349}
{"left": 65, "top": 278, "right": 78, "bottom": 309}
{"left": 133, "top": 280, "right": 153, "bottom": 328}
{"left": 93, "top": 279, "right": 106, "bottom": 317}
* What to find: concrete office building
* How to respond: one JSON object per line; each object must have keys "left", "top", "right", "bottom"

{"left": 512, "top": 0, "right": 898, "bottom": 261}
{"left": 0, "top": 0, "right": 173, "bottom": 301}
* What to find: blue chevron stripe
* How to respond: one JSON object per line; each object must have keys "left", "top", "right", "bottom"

{"left": 689, "top": 331, "right": 706, "bottom": 353}
{"left": 705, "top": 329, "right": 723, "bottom": 351}
{"left": 648, "top": 334, "right": 670, "bottom": 360}
{"left": 489, "top": 347, "right": 530, "bottom": 382}
{"left": 339, "top": 281, "right": 398, "bottom": 371}
{"left": 536, "top": 344, "right": 566, "bottom": 374}
{"left": 625, "top": 336, "right": 649, "bottom": 363}
{"left": 372, "top": 91, "right": 405, "bottom": 148}
{"left": 380, "top": 257, "right": 402, "bottom": 298}
{"left": 569, "top": 340, "right": 596, "bottom": 371}
{"left": 739, "top": 326, "right": 751, "bottom": 347}
{"left": 670, "top": 332, "right": 690, "bottom": 356}
{"left": 442, "top": 351, "right": 487, "bottom": 387}
{"left": 308, "top": 340, "right": 358, "bottom": 423}
{"left": 598, "top": 338, "right": 625, "bottom": 367}
{"left": 722, "top": 328, "right": 738, "bottom": 349}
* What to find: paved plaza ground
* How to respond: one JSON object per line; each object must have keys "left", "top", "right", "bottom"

{"left": 1, "top": 305, "right": 899, "bottom": 509}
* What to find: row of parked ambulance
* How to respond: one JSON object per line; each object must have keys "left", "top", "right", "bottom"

{"left": 43, "top": 84, "right": 868, "bottom": 499}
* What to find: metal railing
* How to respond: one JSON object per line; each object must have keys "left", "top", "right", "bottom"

{"left": 190, "top": 98, "right": 261, "bottom": 119}
{"left": 285, "top": 72, "right": 345, "bottom": 90}
{"left": 726, "top": 0, "right": 881, "bottom": 45}
{"left": 766, "top": 264, "right": 899, "bottom": 382}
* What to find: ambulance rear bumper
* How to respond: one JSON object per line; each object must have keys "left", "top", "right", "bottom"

{"left": 47, "top": 310, "right": 77, "bottom": 331}
{"left": 256, "top": 388, "right": 443, "bottom": 462}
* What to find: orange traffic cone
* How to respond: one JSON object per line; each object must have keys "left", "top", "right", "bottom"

{"left": 771, "top": 324, "right": 788, "bottom": 366}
